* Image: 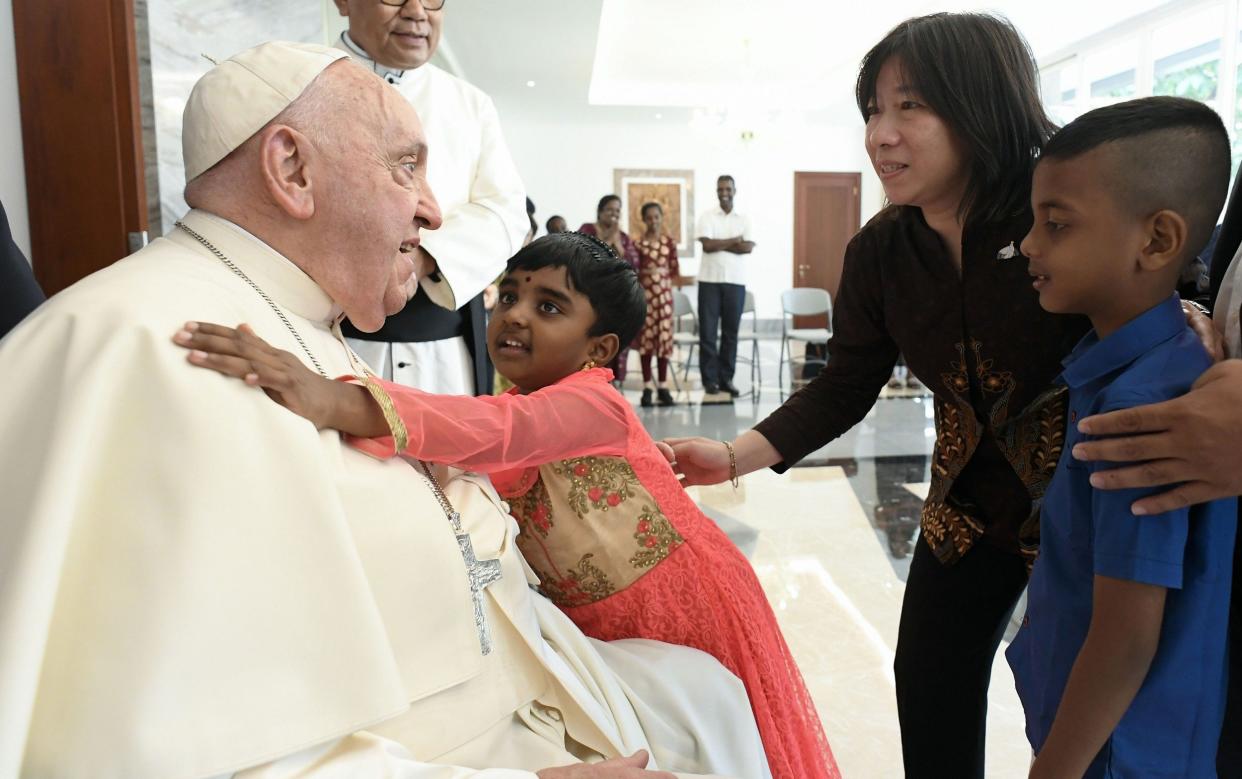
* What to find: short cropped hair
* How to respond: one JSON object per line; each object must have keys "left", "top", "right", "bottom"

{"left": 545, "top": 215, "right": 565, "bottom": 231}
{"left": 641, "top": 201, "right": 663, "bottom": 218}
{"left": 505, "top": 232, "right": 645, "bottom": 347}
{"left": 717, "top": 175, "right": 735, "bottom": 187}
{"left": 1042, "top": 96, "right": 1230, "bottom": 259}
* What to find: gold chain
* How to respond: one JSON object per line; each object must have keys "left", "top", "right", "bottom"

{"left": 176, "top": 220, "right": 453, "bottom": 510}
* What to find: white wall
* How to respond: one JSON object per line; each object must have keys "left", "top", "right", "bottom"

{"left": 0, "top": 0, "right": 30, "bottom": 259}
{"left": 500, "top": 106, "right": 884, "bottom": 319}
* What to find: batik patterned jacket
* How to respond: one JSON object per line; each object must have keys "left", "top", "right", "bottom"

{"left": 755, "top": 206, "right": 1089, "bottom": 566}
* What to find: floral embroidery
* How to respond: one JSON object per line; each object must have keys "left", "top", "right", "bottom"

{"left": 539, "top": 553, "right": 616, "bottom": 607}
{"left": 629, "top": 506, "right": 684, "bottom": 569}
{"left": 921, "top": 500, "right": 985, "bottom": 561}
{"left": 554, "top": 456, "right": 640, "bottom": 516}
{"left": 994, "top": 386, "right": 1068, "bottom": 568}
{"left": 511, "top": 455, "right": 686, "bottom": 608}
{"left": 925, "top": 340, "right": 1065, "bottom": 567}
{"left": 509, "top": 478, "right": 554, "bottom": 537}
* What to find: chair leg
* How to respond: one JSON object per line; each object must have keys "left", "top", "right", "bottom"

{"left": 684, "top": 344, "right": 694, "bottom": 385}
{"left": 778, "top": 337, "right": 787, "bottom": 394}
{"left": 749, "top": 340, "right": 759, "bottom": 401}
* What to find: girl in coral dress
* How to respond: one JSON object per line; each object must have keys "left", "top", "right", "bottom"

{"left": 176, "top": 232, "right": 839, "bottom": 779}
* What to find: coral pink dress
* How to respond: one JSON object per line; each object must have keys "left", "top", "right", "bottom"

{"left": 351, "top": 368, "right": 839, "bottom": 779}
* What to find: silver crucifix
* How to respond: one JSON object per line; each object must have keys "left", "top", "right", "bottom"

{"left": 450, "top": 511, "right": 504, "bottom": 655}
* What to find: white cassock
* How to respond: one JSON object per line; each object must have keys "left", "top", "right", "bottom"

{"left": 0, "top": 210, "right": 770, "bottom": 779}
{"left": 339, "top": 34, "right": 528, "bottom": 395}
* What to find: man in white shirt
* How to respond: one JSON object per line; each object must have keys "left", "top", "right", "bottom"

{"left": 695, "top": 175, "right": 755, "bottom": 398}
{"left": 335, "top": 0, "right": 528, "bottom": 396}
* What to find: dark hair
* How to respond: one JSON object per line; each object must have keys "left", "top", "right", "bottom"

{"left": 641, "top": 201, "right": 663, "bottom": 218}
{"left": 596, "top": 194, "right": 621, "bottom": 215}
{"left": 525, "top": 196, "right": 536, "bottom": 216}
{"left": 527, "top": 212, "right": 538, "bottom": 237}
{"left": 717, "top": 175, "right": 735, "bottom": 186}
{"left": 856, "top": 13, "right": 1056, "bottom": 225}
{"left": 505, "top": 232, "right": 645, "bottom": 347}
{"left": 545, "top": 214, "right": 565, "bottom": 231}
{"left": 1042, "top": 96, "right": 1230, "bottom": 260}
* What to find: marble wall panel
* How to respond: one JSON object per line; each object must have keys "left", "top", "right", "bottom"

{"left": 145, "top": 0, "right": 324, "bottom": 232}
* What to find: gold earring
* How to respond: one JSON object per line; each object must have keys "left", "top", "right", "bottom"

{"left": 581, "top": 360, "right": 597, "bottom": 371}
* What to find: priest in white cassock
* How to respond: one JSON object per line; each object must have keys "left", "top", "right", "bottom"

{"left": 335, "top": 0, "right": 527, "bottom": 396}
{"left": 0, "top": 42, "right": 770, "bottom": 779}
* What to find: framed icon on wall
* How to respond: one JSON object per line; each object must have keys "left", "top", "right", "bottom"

{"left": 612, "top": 168, "right": 695, "bottom": 257}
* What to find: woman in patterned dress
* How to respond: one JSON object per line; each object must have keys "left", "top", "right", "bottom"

{"left": 579, "top": 194, "right": 640, "bottom": 386}
{"left": 634, "top": 202, "right": 681, "bottom": 407}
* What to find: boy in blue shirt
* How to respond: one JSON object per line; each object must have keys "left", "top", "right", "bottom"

{"left": 1008, "top": 96, "right": 1237, "bottom": 777}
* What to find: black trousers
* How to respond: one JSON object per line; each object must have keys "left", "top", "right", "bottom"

{"left": 895, "top": 538, "right": 1029, "bottom": 779}
{"left": 697, "top": 281, "right": 745, "bottom": 386}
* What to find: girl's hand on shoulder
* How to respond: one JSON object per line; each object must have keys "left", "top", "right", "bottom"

{"left": 172, "top": 321, "right": 342, "bottom": 429}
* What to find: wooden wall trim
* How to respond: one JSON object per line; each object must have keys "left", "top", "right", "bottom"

{"left": 12, "top": 0, "right": 147, "bottom": 296}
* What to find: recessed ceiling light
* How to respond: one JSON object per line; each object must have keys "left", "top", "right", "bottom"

{"left": 526, "top": 80, "right": 536, "bottom": 88}
{"left": 655, "top": 113, "right": 663, "bottom": 119}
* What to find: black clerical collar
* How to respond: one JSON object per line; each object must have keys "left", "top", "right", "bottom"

{"left": 340, "top": 32, "right": 406, "bottom": 86}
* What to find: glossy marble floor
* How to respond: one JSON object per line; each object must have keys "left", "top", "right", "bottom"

{"left": 627, "top": 358, "right": 1032, "bottom": 778}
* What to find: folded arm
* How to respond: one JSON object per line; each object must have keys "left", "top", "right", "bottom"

{"left": 696, "top": 237, "right": 739, "bottom": 253}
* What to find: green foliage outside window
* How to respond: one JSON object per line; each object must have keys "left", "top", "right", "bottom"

{"left": 1154, "top": 59, "right": 1219, "bottom": 101}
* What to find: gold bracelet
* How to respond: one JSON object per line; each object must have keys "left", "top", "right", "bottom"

{"left": 722, "top": 440, "right": 739, "bottom": 489}
{"left": 361, "top": 376, "right": 409, "bottom": 454}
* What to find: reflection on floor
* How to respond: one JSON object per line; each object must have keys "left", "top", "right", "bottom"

{"left": 629, "top": 381, "right": 1032, "bottom": 778}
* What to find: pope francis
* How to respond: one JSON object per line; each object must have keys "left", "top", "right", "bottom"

{"left": 0, "top": 42, "right": 769, "bottom": 779}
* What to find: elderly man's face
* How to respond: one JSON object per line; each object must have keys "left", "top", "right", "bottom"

{"left": 336, "top": 0, "right": 443, "bottom": 71}
{"left": 313, "top": 67, "right": 442, "bottom": 331}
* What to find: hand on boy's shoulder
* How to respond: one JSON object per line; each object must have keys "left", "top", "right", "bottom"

{"left": 1074, "top": 359, "right": 1242, "bottom": 514}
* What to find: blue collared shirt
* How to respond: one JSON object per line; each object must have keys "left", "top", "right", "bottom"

{"left": 1006, "top": 294, "right": 1236, "bottom": 778}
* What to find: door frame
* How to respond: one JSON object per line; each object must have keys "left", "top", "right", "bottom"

{"left": 13, "top": 0, "right": 148, "bottom": 296}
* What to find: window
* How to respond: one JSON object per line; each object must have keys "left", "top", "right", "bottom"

{"left": 1152, "top": 4, "right": 1224, "bottom": 102}
{"left": 1039, "top": 1, "right": 1242, "bottom": 210}
{"left": 1085, "top": 38, "right": 1140, "bottom": 100}
{"left": 1040, "top": 57, "right": 1080, "bottom": 124}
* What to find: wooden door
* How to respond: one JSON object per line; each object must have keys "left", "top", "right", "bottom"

{"left": 13, "top": 0, "right": 148, "bottom": 296}
{"left": 792, "top": 172, "right": 861, "bottom": 328}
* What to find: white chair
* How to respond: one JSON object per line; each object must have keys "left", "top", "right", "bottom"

{"left": 735, "top": 290, "right": 762, "bottom": 399}
{"left": 670, "top": 290, "right": 699, "bottom": 392}
{"left": 778, "top": 288, "right": 832, "bottom": 392}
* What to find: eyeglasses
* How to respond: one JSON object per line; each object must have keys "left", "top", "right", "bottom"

{"left": 379, "top": 0, "right": 446, "bottom": 9}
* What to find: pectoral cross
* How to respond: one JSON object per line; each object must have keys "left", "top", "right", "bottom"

{"left": 416, "top": 460, "right": 505, "bottom": 656}
{"left": 451, "top": 511, "right": 504, "bottom": 655}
